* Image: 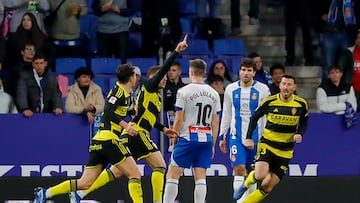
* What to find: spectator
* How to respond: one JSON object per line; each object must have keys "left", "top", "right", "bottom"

{"left": 269, "top": 62, "right": 285, "bottom": 95}
{"left": 339, "top": 29, "right": 360, "bottom": 112}
{"left": 313, "top": 0, "right": 357, "bottom": 81}
{"left": 0, "top": 77, "right": 18, "bottom": 113}
{"left": 163, "top": 61, "right": 186, "bottom": 112}
{"left": 195, "top": 0, "right": 221, "bottom": 19}
{"left": 3, "top": 41, "right": 37, "bottom": 99}
{"left": 283, "top": 0, "right": 314, "bottom": 66}
{"left": 248, "top": 52, "right": 273, "bottom": 86}
{"left": 316, "top": 65, "right": 357, "bottom": 115}
{"left": 5, "top": 12, "right": 54, "bottom": 69}
{"left": 48, "top": 0, "right": 88, "bottom": 58}
{"left": 230, "top": 0, "right": 260, "bottom": 35}
{"left": 207, "top": 74, "right": 225, "bottom": 109}
{"left": 66, "top": 67, "right": 105, "bottom": 124}
{"left": 3, "top": 0, "right": 49, "bottom": 33}
{"left": 93, "top": 0, "right": 131, "bottom": 64}
{"left": 0, "top": 34, "right": 5, "bottom": 73}
{"left": 207, "top": 59, "right": 233, "bottom": 88}
{"left": 16, "top": 52, "right": 63, "bottom": 118}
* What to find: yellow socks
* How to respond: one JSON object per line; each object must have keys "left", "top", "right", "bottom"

{"left": 84, "top": 169, "right": 115, "bottom": 196}
{"left": 244, "top": 170, "right": 257, "bottom": 188}
{"left": 128, "top": 178, "right": 143, "bottom": 203}
{"left": 48, "top": 179, "right": 76, "bottom": 197}
{"left": 243, "top": 188, "right": 268, "bottom": 203}
{"left": 151, "top": 167, "right": 166, "bottom": 202}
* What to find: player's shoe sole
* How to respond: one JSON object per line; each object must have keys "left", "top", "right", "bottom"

{"left": 233, "top": 184, "right": 248, "bottom": 200}
{"left": 33, "top": 187, "right": 46, "bottom": 203}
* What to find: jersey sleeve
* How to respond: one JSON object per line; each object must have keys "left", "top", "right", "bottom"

{"left": 246, "top": 99, "right": 268, "bottom": 139}
{"left": 219, "top": 85, "right": 232, "bottom": 138}
{"left": 103, "top": 90, "right": 129, "bottom": 124}
{"left": 174, "top": 87, "right": 186, "bottom": 111}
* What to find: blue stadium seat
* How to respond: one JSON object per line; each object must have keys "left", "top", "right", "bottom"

{"left": 180, "top": 17, "right": 193, "bottom": 34}
{"left": 180, "top": 0, "right": 196, "bottom": 16}
{"left": 127, "top": 57, "right": 158, "bottom": 76}
{"left": 213, "top": 39, "right": 247, "bottom": 58}
{"left": 230, "top": 58, "right": 243, "bottom": 77}
{"left": 55, "top": 58, "right": 87, "bottom": 74}
{"left": 90, "top": 58, "right": 121, "bottom": 75}
{"left": 80, "top": 15, "right": 98, "bottom": 55}
{"left": 109, "top": 77, "right": 118, "bottom": 89}
{"left": 176, "top": 57, "right": 213, "bottom": 77}
{"left": 92, "top": 77, "right": 108, "bottom": 96}
{"left": 180, "top": 39, "right": 211, "bottom": 58}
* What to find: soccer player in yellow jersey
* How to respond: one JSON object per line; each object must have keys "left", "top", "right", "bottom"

{"left": 70, "top": 35, "right": 189, "bottom": 203}
{"left": 33, "top": 64, "right": 143, "bottom": 203}
{"left": 233, "top": 74, "right": 309, "bottom": 203}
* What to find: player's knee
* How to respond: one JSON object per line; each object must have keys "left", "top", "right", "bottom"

{"left": 254, "top": 171, "right": 267, "bottom": 181}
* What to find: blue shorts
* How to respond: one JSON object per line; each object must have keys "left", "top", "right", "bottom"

{"left": 171, "top": 137, "right": 212, "bottom": 169}
{"left": 229, "top": 135, "right": 257, "bottom": 170}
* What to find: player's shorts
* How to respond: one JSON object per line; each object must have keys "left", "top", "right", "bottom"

{"left": 229, "top": 135, "right": 257, "bottom": 170}
{"left": 170, "top": 137, "right": 212, "bottom": 169}
{"left": 255, "top": 143, "right": 290, "bottom": 179}
{"left": 126, "top": 130, "right": 159, "bottom": 160}
{"left": 86, "top": 139, "right": 131, "bottom": 168}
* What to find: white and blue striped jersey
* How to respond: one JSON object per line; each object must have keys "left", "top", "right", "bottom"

{"left": 220, "top": 80, "right": 270, "bottom": 144}
{"left": 175, "top": 83, "right": 222, "bottom": 142}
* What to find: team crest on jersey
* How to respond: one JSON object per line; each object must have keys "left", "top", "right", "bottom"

{"left": 234, "top": 94, "right": 239, "bottom": 99}
{"left": 231, "top": 155, "right": 236, "bottom": 162}
{"left": 251, "top": 93, "right": 257, "bottom": 100}
{"left": 273, "top": 108, "right": 279, "bottom": 112}
{"left": 108, "top": 96, "right": 117, "bottom": 104}
{"left": 291, "top": 107, "right": 297, "bottom": 115}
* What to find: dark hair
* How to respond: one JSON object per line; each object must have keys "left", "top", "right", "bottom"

{"left": 117, "top": 63, "right": 135, "bottom": 83}
{"left": 22, "top": 41, "right": 36, "bottom": 50}
{"left": 247, "top": 52, "right": 260, "bottom": 58}
{"left": 282, "top": 74, "right": 297, "bottom": 84}
{"left": 208, "top": 59, "right": 233, "bottom": 82}
{"left": 240, "top": 57, "right": 256, "bottom": 71}
{"left": 189, "top": 59, "right": 206, "bottom": 76}
{"left": 147, "top": 65, "right": 161, "bottom": 78}
{"left": 33, "top": 51, "right": 47, "bottom": 61}
{"left": 269, "top": 63, "right": 285, "bottom": 75}
{"left": 328, "top": 64, "right": 343, "bottom": 73}
{"left": 74, "top": 67, "right": 94, "bottom": 80}
{"left": 172, "top": 61, "right": 181, "bottom": 69}
{"left": 16, "top": 13, "right": 47, "bottom": 50}
{"left": 207, "top": 74, "right": 224, "bottom": 84}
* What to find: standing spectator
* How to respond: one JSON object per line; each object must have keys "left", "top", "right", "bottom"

{"left": 163, "top": 59, "right": 221, "bottom": 203}
{"left": 66, "top": 67, "right": 105, "bottom": 124}
{"left": 316, "top": 65, "right": 357, "bottom": 115}
{"left": 16, "top": 52, "right": 63, "bottom": 118}
{"left": 339, "top": 30, "right": 360, "bottom": 112}
{"left": 0, "top": 76, "right": 18, "bottom": 113}
{"left": 163, "top": 61, "right": 186, "bottom": 112}
{"left": 48, "top": 0, "right": 88, "bottom": 58}
{"left": 314, "top": 0, "right": 357, "bottom": 81}
{"left": 3, "top": 41, "right": 37, "bottom": 100}
{"left": 207, "top": 59, "right": 233, "bottom": 88}
{"left": 283, "top": 0, "right": 314, "bottom": 66}
{"left": 230, "top": 0, "right": 260, "bottom": 35}
{"left": 248, "top": 52, "right": 273, "bottom": 86}
{"left": 3, "top": 0, "right": 50, "bottom": 33}
{"left": 219, "top": 57, "right": 270, "bottom": 202}
{"left": 5, "top": 12, "right": 54, "bottom": 69}
{"left": 195, "top": 0, "right": 221, "bottom": 19}
{"left": 269, "top": 62, "right": 285, "bottom": 95}
{"left": 93, "top": 0, "right": 131, "bottom": 64}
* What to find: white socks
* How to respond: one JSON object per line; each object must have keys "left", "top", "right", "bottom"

{"left": 163, "top": 179, "right": 179, "bottom": 203}
{"left": 194, "top": 179, "right": 206, "bottom": 203}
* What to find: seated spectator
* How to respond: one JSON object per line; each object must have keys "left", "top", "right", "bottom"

{"left": 3, "top": 41, "right": 37, "bottom": 99}
{"left": 16, "top": 52, "right": 63, "bottom": 118}
{"left": 207, "top": 74, "right": 224, "bottom": 109}
{"left": 66, "top": 67, "right": 105, "bottom": 124}
{"left": 269, "top": 62, "right": 285, "bottom": 95}
{"left": 163, "top": 61, "right": 186, "bottom": 113}
{"left": 207, "top": 59, "right": 233, "bottom": 88}
{"left": 316, "top": 65, "right": 357, "bottom": 115}
{"left": 248, "top": 52, "right": 273, "bottom": 86}
{"left": 48, "top": 0, "right": 88, "bottom": 58}
{"left": 0, "top": 76, "right": 18, "bottom": 113}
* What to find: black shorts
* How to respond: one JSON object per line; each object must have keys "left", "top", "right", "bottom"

{"left": 255, "top": 145, "right": 290, "bottom": 179}
{"left": 125, "top": 130, "right": 159, "bottom": 160}
{"left": 86, "top": 139, "right": 131, "bottom": 168}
